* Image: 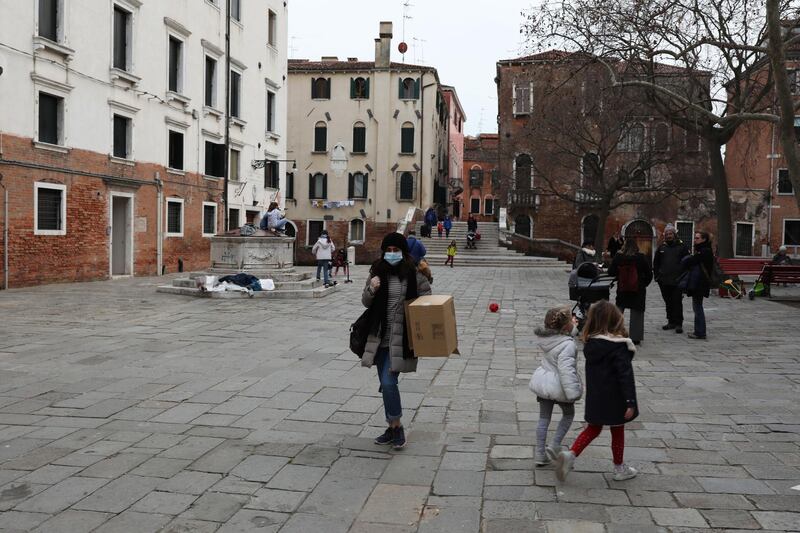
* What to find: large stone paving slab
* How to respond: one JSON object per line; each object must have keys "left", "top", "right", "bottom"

{"left": 0, "top": 266, "right": 798, "bottom": 531}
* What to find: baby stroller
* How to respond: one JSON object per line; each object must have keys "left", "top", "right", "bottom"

{"left": 466, "top": 230, "right": 477, "bottom": 249}
{"left": 569, "top": 262, "right": 615, "bottom": 330}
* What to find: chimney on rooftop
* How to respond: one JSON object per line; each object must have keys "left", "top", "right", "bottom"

{"left": 321, "top": 56, "right": 339, "bottom": 62}
{"left": 374, "top": 21, "right": 392, "bottom": 68}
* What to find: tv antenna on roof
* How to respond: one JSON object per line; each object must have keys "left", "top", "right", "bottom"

{"left": 401, "top": 0, "right": 413, "bottom": 62}
{"left": 289, "top": 36, "right": 302, "bottom": 58}
{"left": 412, "top": 37, "right": 426, "bottom": 64}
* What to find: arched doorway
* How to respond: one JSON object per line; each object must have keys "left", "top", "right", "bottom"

{"left": 514, "top": 214, "right": 532, "bottom": 238}
{"left": 581, "top": 214, "right": 599, "bottom": 245}
{"left": 623, "top": 219, "right": 655, "bottom": 259}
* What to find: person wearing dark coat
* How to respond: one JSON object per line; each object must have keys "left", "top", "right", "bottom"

{"left": 554, "top": 301, "right": 639, "bottom": 483}
{"left": 607, "top": 232, "right": 624, "bottom": 257}
{"left": 653, "top": 224, "right": 690, "bottom": 333}
{"left": 682, "top": 231, "right": 714, "bottom": 339}
{"left": 608, "top": 239, "right": 653, "bottom": 344}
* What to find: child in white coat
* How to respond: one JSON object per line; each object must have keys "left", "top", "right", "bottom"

{"left": 529, "top": 307, "right": 583, "bottom": 466}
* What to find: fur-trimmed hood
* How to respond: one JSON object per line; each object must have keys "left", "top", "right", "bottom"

{"left": 588, "top": 334, "right": 636, "bottom": 353}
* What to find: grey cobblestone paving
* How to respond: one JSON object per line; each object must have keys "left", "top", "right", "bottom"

{"left": 0, "top": 265, "right": 798, "bottom": 531}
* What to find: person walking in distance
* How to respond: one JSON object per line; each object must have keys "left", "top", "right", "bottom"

{"left": 607, "top": 231, "right": 625, "bottom": 258}
{"left": 653, "top": 224, "right": 690, "bottom": 334}
{"left": 608, "top": 239, "right": 652, "bottom": 345}
{"left": 437, "top": 220, "right": 444, "bottom": 239}
{"left": 445, "top": 240, "right": 457, "bottom": 268}
{"left": 529, "top": 307, "right": 582, "bottom": 466}
{"left": 682, "top": 231, "right": 714, "bottom": 340}
{"left": 361, "top": 232, "right": 432, "bottom": 449}
{"left": 573, "top": 241, "right": 598, "bottom": 269}
{"left": 554, "top": 301, "right": 639, "bottom": 482}
{"left": 443, "top": 215, "right": 453, "bottom": 238}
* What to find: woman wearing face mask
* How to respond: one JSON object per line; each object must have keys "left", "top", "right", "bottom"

{"left": 361, "top": 232, "right": 432, "bottom": 449}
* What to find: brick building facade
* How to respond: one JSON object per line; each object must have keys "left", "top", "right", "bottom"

{"left": 461, "top": 134, "right": 498, "bottom": 223}
{"left": 0, "top": 0, "right": 288, "bottom": 288}
{"left": 495, "top": 51, "right": 717, "bottom": 261}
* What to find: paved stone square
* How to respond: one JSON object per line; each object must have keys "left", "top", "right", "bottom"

{"left": 0, "top": 265, "right": 798, "bottom": 532}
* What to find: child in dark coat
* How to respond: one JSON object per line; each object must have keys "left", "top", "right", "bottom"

{"left": 554, "top": 300, "right": 639, "bottom": 482}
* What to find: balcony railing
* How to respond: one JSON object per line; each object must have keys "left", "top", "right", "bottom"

{"left": 510, "top": 190, "right": 538, "bottom": 208}
{"left": 575, "top": 189, "right": 603, "bottom": 204}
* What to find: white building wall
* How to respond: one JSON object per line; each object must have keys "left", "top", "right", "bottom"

{"left": 0, "top": 0, "right": 288, "bottom": 219}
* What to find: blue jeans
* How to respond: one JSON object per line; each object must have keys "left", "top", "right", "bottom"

{"left": 692, "top": 295, "right": 706, "bottom": 337}
{"left": 271, "top": 218, "right": 289, "bottom": 231}
{"left": 375, "top": 347, "right": 402, "bottom": 423}
{"left": 316, "top": 260, "right": 330, "bottom": 284}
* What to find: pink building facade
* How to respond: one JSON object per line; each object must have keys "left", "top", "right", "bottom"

{"left": 442, "top": 86, "right": 466, "bottom": 219}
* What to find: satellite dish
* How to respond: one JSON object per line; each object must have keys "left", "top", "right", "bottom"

{"left": 331, "top": 143, "right": 348, "bottom": 178}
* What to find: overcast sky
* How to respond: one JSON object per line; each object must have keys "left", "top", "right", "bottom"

{"left": 288, "top": 0, "right": 535, "bottom": 136}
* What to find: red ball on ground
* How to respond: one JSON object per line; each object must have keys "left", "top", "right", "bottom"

{"left": 489, "top": 303, "right": 499, "bottom": 312}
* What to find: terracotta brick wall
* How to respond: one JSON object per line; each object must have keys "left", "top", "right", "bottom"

{"left": 0, "top": 133, "right": 222, "bottom": 288}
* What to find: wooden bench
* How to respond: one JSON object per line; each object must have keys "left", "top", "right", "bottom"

{"left": 750, "top": 264, "right": 800, "bottom": 298}
{"left": 718, "top": 258, "right": 770, "bottom": 277}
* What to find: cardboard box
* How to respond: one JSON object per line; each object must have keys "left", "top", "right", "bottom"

{"left": 405, "top": 295, "right": 459, "bottom": 357}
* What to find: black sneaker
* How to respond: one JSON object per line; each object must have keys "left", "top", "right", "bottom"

{"left": 392, "top": 426, "right": 406, "bottom": 449}
{"left": 675, "top": 326, "right": 683, "bottom": 334}
{"left": 374, "top": 427, "right": 394, "bottom": 445}
{"left": 662, "top": 323, "right": 675, "bottom": 330}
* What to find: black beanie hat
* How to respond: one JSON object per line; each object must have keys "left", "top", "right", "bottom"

{"left": 381, "top": 232, "right": 409, "bottom": 254}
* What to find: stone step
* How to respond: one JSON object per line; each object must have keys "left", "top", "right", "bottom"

{"left": 156, "top": 283, "right": 338, "bottom": 299}
{"left": 172, "top": 277, "right": 324, "bottom": 290}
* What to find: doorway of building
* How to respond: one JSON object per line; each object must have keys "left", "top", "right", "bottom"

{"left": 452, "top": 199, "right": 461, "bottom": 219}
{"left": 623, "top": 219, "right": 655, "bottom": 260}
{"left": 110, "top": 194, "right": 133, "bottom": 276}
{"left": 582, "top": 214, "right": 599, "bottom": 245}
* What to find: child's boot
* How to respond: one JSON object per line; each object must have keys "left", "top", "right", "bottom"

{"left": 554, "top": 450, "right": 575, "bottom": 481}
{"left": 612, "top": 464, "right": 637, "bottom": 481}
{"left": 534, "top": 448, "right": 551, "bottom": 467}
{"left": 545, "top": 444, "right": 562, "bottom": 461}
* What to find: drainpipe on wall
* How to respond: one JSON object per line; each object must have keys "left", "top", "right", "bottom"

{"left": 0, "top": 175, "right": 7, "bottom": 290}
{"left": 155, "top": 173, "right": 163, "bottom": 275}
{"left": 767, "top": 121, "right": 778, "bottom": 256}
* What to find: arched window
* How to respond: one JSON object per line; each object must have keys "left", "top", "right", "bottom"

{"left": 618, "top": 123, "right": 645, "bottom": 152}
{"left": 401, "top": 122, "right": 415, "bottom": 154}
{"left": 283, "top": 221, "right": 297, "bottom": 238}
{"left": 352, "top": 121, "right": 366, "bottom": 153}
{"left": 514, "top": 215, "right": 532, "bottom": 238}
{"left": 349, "top": 219, "right": 365, "bottom": 242}
{"left": 652, "top": 122, "right": 670, "bottom": 151}
{"left": 349, "top": 171, "right": 368, "bottom": 199}
{"left": 308, "top": 172, "right": 327, "bottom": 199}
{"left": 581, "top": 152, "right": 601, "bottom": 183}
{"left": 314, "top": 121, "right": 327, "bottom": 152}
{"left": 469, "top": 165, "right": 484, "bottom": 188}
{"left": 515, "top": 153, "right": 532, "bottom": 190}
{"left": 398, "top": 171, "right": 415, "bottom": 201}
{"left": 311, "top": 77, "right": 330, "bottom": 99}
{"left": 470, "top": 195, "right": 481, "bottom": 214}
{"left": 582, "top": 214, "right": 599, "bottom": 245}
{"left": 351, "top": 77, "right": 369, "bottom": 99}
{"left": 400, "top": 77, "right": 418, "bottom": 99}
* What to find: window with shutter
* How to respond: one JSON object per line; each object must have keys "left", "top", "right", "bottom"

{"left": 266, "top": 90, "right": 276, "bottom": 132}
{"left": 312, "top": 78, "right": 330, "bottom": 99}
{"left": 285, "top": 173, "right": 294, "bottom": 199}
{"left": 349, "top": 172, "right": 367, "bottom": 199}
{"left": 166, "top": 200, "right": 183, "bottom": 235}
{"left": 513, "top": 83, "right": 531, "bottom": 115}
{"left": 398, "top": 172, "right": 415, "bottom": 201}
{"left": 400, "top": 77, "right": 416, "bottom": 99}
{"left": 470, "top": 197, "right": 480, "bottom": 214}
{"left": 309, "top": 173, "right": 326, "bottom": 199}
{"left": 401, "top": 123, "right": 414, "bottom": 154}
{"left": 264, "top": 161, "right": 279, "bottom": 189}
{"left": 352, "top": 77, "right": 369, "bottom": 99}
{"left": 349, "top": 219, "right": 365, "bottom": 241}
{"left": 314, "top": 122, "right": 327, "bottom": 152}
{"left": 205, "top": 141, "right": 226, "bottom": 177}
{"left": 352, "top": 122, "right": 366, "bottom": 153}
{"left": 484, "top": 197, "right": 494, "bottom": 215}
{"left": 778, "top": 169, "right": 795, "bottom": 195}
{"left": 230, "top": 70, "right": 241, "bottom": 117}
{"left": 203, "top": 204, "right": 217, "bottom": 235}
{"left": 229, "top": 149, "right": 239, "bottom": 181}
{"left": 515, "top": 154, "right": 532, "bottom": 190}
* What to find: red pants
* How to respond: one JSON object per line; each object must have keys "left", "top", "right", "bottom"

{"left": 570, "top": 424, "right": 625, "bottom": 465}
{"left": 444, "top": 256, "right": 454, "bottom": 267}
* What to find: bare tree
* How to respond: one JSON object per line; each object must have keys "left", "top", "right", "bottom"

{"left": 523, "top": 0, "right": 800, "bottom": 257}
{"left": 510, "top": 62, "right": 688, "bottom": 250}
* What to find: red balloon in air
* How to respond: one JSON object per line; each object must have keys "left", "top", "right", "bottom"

{"left": 489, "top": 303, "right": 499, "bottom": 313}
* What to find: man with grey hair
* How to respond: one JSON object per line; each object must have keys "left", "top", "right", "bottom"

{"left": 653, "top": 224, "right": 690, "bottom": 333}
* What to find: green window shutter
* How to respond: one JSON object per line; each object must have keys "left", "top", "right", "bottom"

{"left": 365, "top": 78, "right": 370, "bottom": 98}
{"left": 322, "top": 174, "right": 328, "bottom": 199}
{"left": 326, "top": 78, "right": 331, "bottom": 98}
{"left": 311, "top": 78, "right": 317, "bottom": 99}
{"left": 350, "top": 78, "right": 355, "bottom": 99}
{"left": 414, "top": 78, "right": 420, "bottom": 99}
{"left": 364, "top": 173, "right": 369, "bottom": 197}
{"left": 308, "top": 173, "right": 314, "bottom": 199}
{"left": 399, "top": 78, "right": 404, "bottom": 98}
{"left": 348, "top": 173, "right": 354, "bottom": 198}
